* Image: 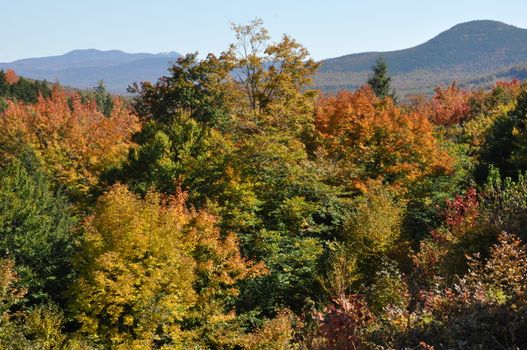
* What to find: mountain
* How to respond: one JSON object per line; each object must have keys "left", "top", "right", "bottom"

{"left": 315, "top": 20, "right": 527, "bottom": 95}
{"left": 0, "top": 49, "right": 181, "bottom": 93}
{"left": 4, "top": 21, "right": 527, "bottom": 96}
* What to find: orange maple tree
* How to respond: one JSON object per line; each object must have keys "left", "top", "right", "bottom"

{"left": 315, "top": 87, "right": 451, "bottom": 192}
{"left": 4, "top": 69, "right": 19, "bottom": 85}
{"left": 428, "top": 83, "right": 472, "bottom": 126}
{"left": 0, "top": 86, "right": 139, "bottom": 195}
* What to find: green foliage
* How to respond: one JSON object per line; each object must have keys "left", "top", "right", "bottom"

{"left": 479, "top": 166, "right": 527, "bottom": 239}
{"left": 0, "top": 69, "right": 51, "bottom": 103}
{"left": 93, "top": 80, "right": 114, "bottom": 117}
{"left": 128, "top": 52, "right": 233, "bottom": 128}
{"left": 365, "top": 260, "right": 408, "bottom": 315}
{"left": 367, "top": 57, "right": 396, "bottom": 100}
{"left": 345, "top": 186, "right": 403, "bottom": 256}
{"left": 4, "top": 19, "right": 527, "bottom": 349}
{"left": 0, "top": 151, "right": 76, "bottom": 305}
{"left": 479, "top": 83, "right": 527, "bottom": 179}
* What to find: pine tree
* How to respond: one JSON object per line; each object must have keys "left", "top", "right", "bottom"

{"left": 367, "top": 58, "right": 397, "bottom": 101}
{"left": 93, "top": 80, "right": 114, "bottom": 117}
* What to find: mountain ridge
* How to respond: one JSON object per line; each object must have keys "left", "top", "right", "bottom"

{"left": 316, "top": 20, "right": 527, "bottom": 94}
{"left": 0, "top": 49, "right": 181, "bottom": 93}
{"left": 3, "top": 20, "right": 527, "bottom": 95}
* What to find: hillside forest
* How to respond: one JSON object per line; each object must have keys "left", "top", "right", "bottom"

{"left": 2, "top": 20, "right": 527, "bottom": 349}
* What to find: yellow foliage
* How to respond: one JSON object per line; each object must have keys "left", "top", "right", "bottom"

{"left": 71, "top": 184, "right": 265, "bottom": 348}
{"left": 242, "top": 310, "right": 299, "bottom": 350}
{"left": 346, "top": 186, "right": 403, "bottom": 256}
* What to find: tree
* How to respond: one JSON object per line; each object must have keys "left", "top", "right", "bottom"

{"left": 480, "top": 82, "right": 527, "bottom": 179}
{"left": 4, "top": 69, "right": 19, "bottom": 85}
{"left": 0, "top": 86, "right": 139, "bottom": 199}
{"left": 128, "top": 52, "right": 234, "bottom": 129}
{"left": 429, "top": 82, "right": 471, "bottom": 126}
{"left": 226, "top": 18, "right": 319, "bottom": 138}
{"left": 93, "top": 80, "right": 114, "bottom": 117}
{"left": 315, "top": 88, "right": 451, "bottom": 193}
{"left": 0, "top": 152, "right": 76, "bottom": 305}
{"left": 71, "top": 185, "right": 264, "bottom": 349}
{"left": 367, "top": 57, "right": 396, "bottom": 101}
{"left": 0, "top": 70, "right": 8, "bottom": 96}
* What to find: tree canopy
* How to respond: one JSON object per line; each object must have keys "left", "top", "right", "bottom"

{"left": 1, "top": 20, "right": 527, "bottom": 350}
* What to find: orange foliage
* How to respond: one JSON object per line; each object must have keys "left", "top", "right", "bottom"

{"left": 429, "top": 83, "right": 472, "bottom": 126}
{"left": 4, "top": 69, "right": 19, "bottom": 84}
{"left": 315, "top": 87, "right": 451, "bottom": 192}
{"left": 0, "top": 86, "right": 139, "bottom": 194}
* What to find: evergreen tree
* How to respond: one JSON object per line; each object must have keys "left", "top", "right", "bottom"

{"left": 0, "top": 70, "right": 8, "bottom": 97}
{"left": 0, "top": 150, "right": 76, "bottom": 305}
{"left": 93, "top": 80, "right": 114, "bottom": 117}
{"left": 367, "top": 57, "right": 397, "bottom": 101}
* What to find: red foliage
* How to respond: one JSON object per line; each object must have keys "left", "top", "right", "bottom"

{"left": 444, "top": 187, "right": 479, "bottom": 235}
{"left": 429, "top": 83, "right": 472, "bottom": 126}
{"left": 412, "top": 188, "right": 480, "bottom": 283}
{"left": 314, "top": 294, "right": 375, "bottom": 350}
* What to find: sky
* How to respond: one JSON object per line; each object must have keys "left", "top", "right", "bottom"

{"left": 2, "top": 0, "right": 527, "bottom": 62}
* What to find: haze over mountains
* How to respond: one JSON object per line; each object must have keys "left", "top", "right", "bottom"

{"left": 2, "top": 20, "right": 527, "bottom": 95}
{"left": 0, "top": 49, "right": 181, "bottom": 93}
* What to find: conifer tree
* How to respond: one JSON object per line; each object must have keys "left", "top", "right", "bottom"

{"left": 367, "top": 57, "right": 397, "bottom": 101}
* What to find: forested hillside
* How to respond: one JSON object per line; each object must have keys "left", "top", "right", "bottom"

{"left": 316, "top": 20, "right": 527, "bottom": 95}
{"left": 2, "top": 20, "right": 527, "bottom": 349}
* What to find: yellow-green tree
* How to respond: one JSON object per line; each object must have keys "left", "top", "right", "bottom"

{"left": 226, "top": 18, "right": 319, "bottom": 138}
{"left": 70, "top": 184, "right": 263, "bottom": 349}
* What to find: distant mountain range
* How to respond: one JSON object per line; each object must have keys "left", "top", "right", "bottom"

{"left": 0, "top": 49, "right": 181, "bottom": 93}
{"left": 316, "top": 20, "right": 527, "bottom": 95}
{"left": 2, "top": 20, "right": 527, "bottom": 96}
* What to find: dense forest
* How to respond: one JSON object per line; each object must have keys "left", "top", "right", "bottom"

{"left": 2, "top": 20, "right": 527, "bottom": 349}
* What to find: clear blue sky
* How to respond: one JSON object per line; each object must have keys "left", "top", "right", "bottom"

{"left": 2, "top": 0, "right": 527, "bottom": 62}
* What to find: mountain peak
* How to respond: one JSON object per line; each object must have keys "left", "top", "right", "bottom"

{"left": 317, "top": 20, "right": 527, "bottom": 95}
{"left": 448, "top": 19, "right": 517, "bottom": 32}
{"left": 428, "top": 20, "right": 525, "bottom": 45}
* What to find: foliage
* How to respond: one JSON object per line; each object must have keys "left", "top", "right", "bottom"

{"left": 2, "top": 19, "right": 527, "bottom": 349}
{"left": 226, "top": 18, "right": 319, "bottom": 138}
{"left": 0, "top": 69, "right": 51, "bottom": 104}
{"left": 70, "top": 184, "right": 264, "bottom": 349}
{"left": 480, "top": 82, "right": 527, "bottom": 179}
{"left": 92, "top": 80, "right": 114, "bottom": 117}
{"left": 315, "top": 87, "right": 451, "bottom": 193}
{"left": 0, "top": 86, "right": 139, "bottom": 199}
{"left": 117, "top": 20, "right": 346, "bottom": 320}
{"left": 0, "top": 153, "right": 76, "bottom": 305}
{"left": 242, "top": 310, "right": 299, "bottom": 350}
{"left": 128, "top": 52, "right": 234, "bottom": 128}
{"left": 429, "top": 82, "right": 472, "bottom": 126}
{"left": 312, "top": 294, "right": 376, "bottom": 350}
{"left": 0, "top": 258, "right": 26, "bottom": 317}
{"left": 367, "top": 57, "right": 396, "bottom": 101}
